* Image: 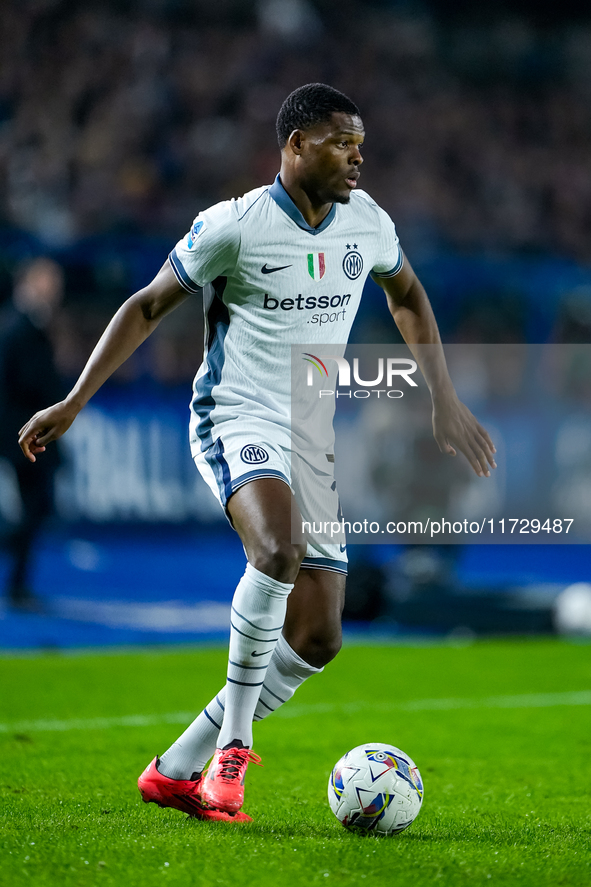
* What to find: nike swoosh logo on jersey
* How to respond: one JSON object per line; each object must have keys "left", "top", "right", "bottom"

{"left": 251, "top": 651, "right": 268, "bottom": 657}
{"left": 261, "top": 263, "right": 293, "bottom": 274}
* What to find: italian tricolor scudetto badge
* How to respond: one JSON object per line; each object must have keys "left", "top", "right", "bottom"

{"left": 307, "top": 252, "right": 326, "bottom": 280}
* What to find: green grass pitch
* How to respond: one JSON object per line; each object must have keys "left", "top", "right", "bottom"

{"left": 1, "top": 638, "right": 590, "bottom": 886}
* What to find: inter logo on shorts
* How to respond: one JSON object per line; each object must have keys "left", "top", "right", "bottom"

{"left": 343, "top": 250, "right": 363, "bottom": 280}
{"left": 308, "top": 252, "right": 326, "bottom": 280}
{"left": 240, "top": 444, "right": 269, "bottom": 464}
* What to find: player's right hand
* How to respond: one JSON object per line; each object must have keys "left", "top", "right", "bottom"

{"left": 19, "top": 401, "right": 79, "bottom": 462}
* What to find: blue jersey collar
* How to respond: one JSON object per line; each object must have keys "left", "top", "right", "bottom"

{"left": 269, "top": 174, "right": 336, "bottom": 235}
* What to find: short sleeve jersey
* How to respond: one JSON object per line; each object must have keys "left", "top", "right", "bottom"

{"left": 169, "top": 175, "right": 403, "bottom": 456}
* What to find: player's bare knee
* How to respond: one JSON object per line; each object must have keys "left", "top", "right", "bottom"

{"left": 251, "top": 540, "right": 306, "bottom": 584}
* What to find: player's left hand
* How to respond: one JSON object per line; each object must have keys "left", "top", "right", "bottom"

{"left": 431, "top": 391, "right": 496, "bottom": 477}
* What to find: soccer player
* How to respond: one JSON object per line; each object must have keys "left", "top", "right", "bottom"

{"left": 19, "top": 84, "right": 496, "bottom": 822}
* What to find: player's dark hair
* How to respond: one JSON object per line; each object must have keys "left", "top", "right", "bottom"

{"left": 276, "top": 83, "right": 360, "bottom": 148}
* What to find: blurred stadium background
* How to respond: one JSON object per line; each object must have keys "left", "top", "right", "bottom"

{"left": 1, "top": 0, "right": 591, "bottom": 648}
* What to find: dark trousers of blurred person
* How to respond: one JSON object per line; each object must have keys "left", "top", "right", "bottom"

{"left": 0, "top": 285, "right": 64, "bottom": 609}
{"left": 3, "top": 457, "right": 58, "bottom": 608}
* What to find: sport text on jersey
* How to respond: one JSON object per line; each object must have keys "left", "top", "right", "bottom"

{"left": 263, "top": 292, "right": 352, "bottom": 326}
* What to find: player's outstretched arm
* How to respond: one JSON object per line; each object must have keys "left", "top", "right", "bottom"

{"left": 19, "top": 261, "right": 189, "bottom": 462}
{"left": 377, "top": 255, "right": 497, "bottom": 478}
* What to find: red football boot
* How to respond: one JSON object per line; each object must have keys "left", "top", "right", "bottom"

{"left": 138, "top": 757, "right": 252, "bottom": 822}
{"left": 201, "top": 747, "right": 262, "bottom": 814}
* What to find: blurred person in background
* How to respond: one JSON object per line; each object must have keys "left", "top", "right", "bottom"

{"left": 0, "top": 257, "right": 64, "bottom": 610}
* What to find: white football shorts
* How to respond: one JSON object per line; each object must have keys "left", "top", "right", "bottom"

{"left": 194, "top": 430, "right": 347, "bottom": 574}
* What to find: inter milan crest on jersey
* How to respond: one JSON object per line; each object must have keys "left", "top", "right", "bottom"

{"left": 343, "top": 246, "right": 363, "bottom": 280}
{"left": 307, "top": 252, "right": 326, "bottom": 280}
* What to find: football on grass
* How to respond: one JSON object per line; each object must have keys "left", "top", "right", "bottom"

{"left": 328, "top": 743, "right": 424, "bottom": 835}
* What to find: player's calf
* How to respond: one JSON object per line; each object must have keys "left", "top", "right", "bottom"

{"left": 282, "top": 567, "right": 346, "bottom": 668}
{"left": 289, "top": 625, "right": 343, "bottom": 668}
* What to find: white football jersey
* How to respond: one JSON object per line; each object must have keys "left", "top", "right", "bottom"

{"left": 169, "top": 175, "right": 403, "bottom": 457}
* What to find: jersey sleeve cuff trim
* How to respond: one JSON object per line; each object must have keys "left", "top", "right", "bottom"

{"left": 371, "top": 251, "right": 404, "bottom": 279}
{"left": 169, "top": 249, "right": 200, "bottom": 294}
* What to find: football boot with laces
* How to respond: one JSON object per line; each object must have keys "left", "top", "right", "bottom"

{"left": 201, "top": 747, "right": 262, "bottom": 813}
{"left": 138, "top": 757, "right": 252, "bottom": 822}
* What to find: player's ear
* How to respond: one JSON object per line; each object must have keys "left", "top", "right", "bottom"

{"left": 287, "top": 129, "right": 305, "bottom": 155}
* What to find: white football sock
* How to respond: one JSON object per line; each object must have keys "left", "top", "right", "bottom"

{"left": 158, "top": 634, "right": 322, "bottom": 779}
{"left": 217, "top": 562, "right": 293, "bottom": 750}
{"left": 253, "top": 632, "right": 322, "bottom": 721}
